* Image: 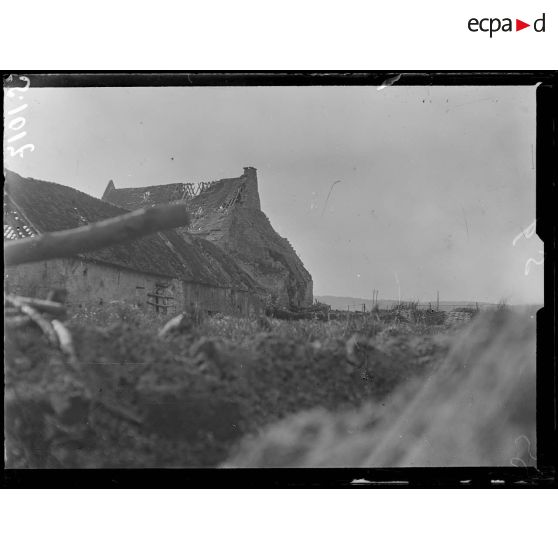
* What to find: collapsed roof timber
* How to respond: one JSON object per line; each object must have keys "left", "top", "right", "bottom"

{"left": 4, "top": 167, "right": 313, "bottom": 315}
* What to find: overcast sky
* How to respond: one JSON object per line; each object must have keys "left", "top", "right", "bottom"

{"left": 4, "top": 85, "right": 542, "bottom": 304}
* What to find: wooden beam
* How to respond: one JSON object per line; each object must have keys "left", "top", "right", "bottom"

{"left": 4, "top": 203, "right": 191, "bottom": 266}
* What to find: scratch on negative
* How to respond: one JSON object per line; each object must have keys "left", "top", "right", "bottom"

{"left": 461, "top": 206, "right": 470, "bottom": 241}
{"left": 321, "top": 180, "right": 341, "bottom": 216}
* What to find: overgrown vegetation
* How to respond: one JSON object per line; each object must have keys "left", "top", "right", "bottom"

{"left": 5, "top": 303, "right": 532, "bottom": 468}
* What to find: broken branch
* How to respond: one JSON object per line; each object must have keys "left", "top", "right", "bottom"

{"left": 5, "top": 294, "right": 67, "bottom": 317}
{"left": 4, "top": 203, "right": 191, "bottom": 266}
{"left": 7, "top": 297, "right": 59, "bottom": 345}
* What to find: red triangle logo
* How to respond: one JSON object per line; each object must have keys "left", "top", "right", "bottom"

{"left": 516, "top": 19, "right": 530, "bottom": 31}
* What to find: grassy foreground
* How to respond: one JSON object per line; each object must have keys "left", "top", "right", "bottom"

{"left": 4, "top": 304, "right": 535, "bottom": 468}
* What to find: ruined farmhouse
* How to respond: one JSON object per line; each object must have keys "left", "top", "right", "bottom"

{"left": 103, "top": 167, "right": 313, "bottom": 308}
{"left": 4, "top": 170, "right": 264, "bottom": 316}
{"left": 4, "top": 167, "right": 313, "bottom": 316}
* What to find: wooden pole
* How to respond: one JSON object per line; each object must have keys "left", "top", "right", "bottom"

{"left": 4, "top": 203, "right": 191, "bottom": 266}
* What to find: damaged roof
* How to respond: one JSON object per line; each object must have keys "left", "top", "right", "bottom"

{"left": 103, "top": 167, "right": 261, "bottom": 214}
{"left": 3, "top": 170, "right": 261, "bottom": 292}
{"left": 101, "top": 167, "right": 313, "bottom": 306}
{"left": 103, "top": 181, "right": 198, "bottom": 212}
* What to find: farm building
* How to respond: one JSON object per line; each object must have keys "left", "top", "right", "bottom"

{"left": 4, "top": 170, "right": 264, "bottom": 316}
{"left": 103, "top": 167, "right": 313, "bottom": 308}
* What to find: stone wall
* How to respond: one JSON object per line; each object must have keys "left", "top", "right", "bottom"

{"left": 4, "top": 257, "right": 260, "bottom": 317}
{"left": 181, "top": 281, "right": 262, "bottom": 317}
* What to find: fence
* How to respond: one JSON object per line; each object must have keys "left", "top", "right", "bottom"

{"left": 415, "top": 303, "right": 480, "bottom": 311}
{"left": 333, "top": 302, "right": 481, "bottom": 314}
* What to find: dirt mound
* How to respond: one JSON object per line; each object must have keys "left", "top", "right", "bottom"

{"left": 225, "top": 309, "right": 536, "bottom": 467}
{"left": 5, "top": 312, "right": 449, "bottom": 468}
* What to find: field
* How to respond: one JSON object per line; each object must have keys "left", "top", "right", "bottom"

{"left": 4, "top": 303, "right": 536, "bottom": 468}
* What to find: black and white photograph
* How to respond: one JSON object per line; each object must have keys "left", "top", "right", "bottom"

{"left": 2, "top": 73, "right": 549, "bottom": 475}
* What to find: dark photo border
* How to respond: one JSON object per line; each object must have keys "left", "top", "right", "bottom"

{"left": 2, "top": 71, "right": 556, "bottom": 488}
